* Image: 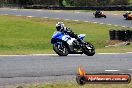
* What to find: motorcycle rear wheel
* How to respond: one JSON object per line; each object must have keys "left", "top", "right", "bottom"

{"left": 53, "top": 43, "right": 69, "bottom": 56}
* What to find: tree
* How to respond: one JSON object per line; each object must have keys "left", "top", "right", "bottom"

{"left": 97, "top": 0, "right": 112, "bottom": 6}
{"left": 59, "top": 0, "right": 64, "bottom": 6}
{"left": 112, "top": 0, "right": 130, "bottom": 5}
{"left": 64, "top": 0, "right": 72, "bottom": 6}
{"left": 73, "top": 0, "right": 97, "bottom": 6}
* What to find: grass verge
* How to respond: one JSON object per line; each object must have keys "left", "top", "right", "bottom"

{"left": 51, "top": 10, "right": 127, "bottom": 14}
{"left": 0, "top": 15, "right": 131, "bottom": 54}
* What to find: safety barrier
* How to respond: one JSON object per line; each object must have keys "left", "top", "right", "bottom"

{"left": 109, "top": 29, "right": 132, "bottom": 41}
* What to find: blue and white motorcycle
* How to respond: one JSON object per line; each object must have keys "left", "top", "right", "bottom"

{"left": 51, "top": 29, "right": 95, "bottom": 56}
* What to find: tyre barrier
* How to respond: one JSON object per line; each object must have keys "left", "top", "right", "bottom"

{"left": 109, "top": 29, "right": 132, "bottom": 41}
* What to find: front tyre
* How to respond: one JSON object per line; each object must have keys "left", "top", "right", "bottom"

{"left": 53, "top": 43, "right": 69, "bottom": 56}
{"left": 104, "top": 15, "right": 106, "bottom": 18}
{"left": 126, "top": 17, "right": 129, "bottom": 20}
{"left": 84, "top": 48, "right": 95, "bottom": 56}
{"left": 95, "top": 15, "right": 98, "bottom": 18}
{"left": 83, "top": 42, "right": 95, "bottom": 56}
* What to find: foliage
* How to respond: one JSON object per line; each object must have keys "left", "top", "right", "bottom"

{"left": 112, "top": 0, "right": 130, "bottom": 5}
{"left": 0, "top": 0, "right": 130, "bottom": 6}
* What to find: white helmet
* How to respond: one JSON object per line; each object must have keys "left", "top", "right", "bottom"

{"left": 56, "top": 22, "right": 65, "bottom": 31}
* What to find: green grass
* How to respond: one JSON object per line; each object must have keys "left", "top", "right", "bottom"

{"left": 51, "top": 10, "right": 127, "bottom": 14}
{"left": 9, "top": 81, "right": 132, "bottom": 88}
{"left": 0, "top": 16, "right": 51, "bottom": 54}
{"left": 0, "top": 15, "right": 131, "bottom": 54}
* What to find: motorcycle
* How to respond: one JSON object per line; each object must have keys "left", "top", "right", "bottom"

{"left": 123, "top": 13, "right": 132, "bottom": 20}
{"left": 51, "top": 30, "right": 95, "bottom": 56}
{"left": 93, "top": 12, "right": 106, "bottom": 18}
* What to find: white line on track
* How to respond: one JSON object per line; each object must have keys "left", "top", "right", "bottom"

{"left": 97, "top": 53, "right": 123, "bottom": 55}
{"left": 128, "top": 69, "right": 132, "bottom": 70}
{"left": 2, "top": 14, "right": 8, "bottom": 15}
{"left": 55, "top": 18, "right": 60, "bottom": 19}
{"left": 126, "top": 52, "right": 132, "bottom": 54}
{"left": 64, "top": 19, "right": 70, "bottom": 20}
{"left": 113, "top": 14, "right": 119, "bottom": 15}
{"left": 36, "top": 10, "right": 43, "bottom": 11}
{"left": 0, "top": 54, "right": 53, "bottom": 57}
{"left": 2, "top": 14, "right": 129, "bottom": 29}
{"left": 27, "top": 16, "right": 34, "bottom": 18}
{"left": 100, "top": 23, "right": 104, "bottom": 24}
{"left": 0, "top": 54, "right": 34, "bottom": 57}
{"left": 73, "top": 20, "right": 79, "bottom": 21}
{"left": 11, "top": 9, "right": 17, "bottom": 10}
{"left": 31, "top": 54, "right": 84, "bottom": 56}
{"left": 55, "top": 11, "right": 61, "bottom": 12}
{"left": 114, "top": 25, "right": 118, "bottom": 27}
{"left": 0, "top": 52, "right": 132, "bottom": 56}
{"left": 93, "top": 22, "right": 97, "bottom": 23}
{"left": 0, "top": 54, "right": 83, "bottom": 57}
{"left": 108, "top": 24, "right": 112, "bottom": 25}
{"left": 30, "top": 54, "right": 57, "bottom": 56}
{"left": 43, "top": 17, "right": 48, "bottom": 18}
{"left": 75, "top": 12, "right": 80, "bottom": 13}
{"left": 122, "top": 26, "right": 126, "bottom": 28}
{"left": 105, "top": 70, "right": 120, "bottom": 72}
{"left": 84, "top": 21, "right": 89, "bottom": 22}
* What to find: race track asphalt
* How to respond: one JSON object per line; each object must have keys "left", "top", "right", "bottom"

{"left": 0, "top": 53, "right": 132, "bottom": 86}
{"left": 0, "top": 8, "right": 131, "bottom": 27}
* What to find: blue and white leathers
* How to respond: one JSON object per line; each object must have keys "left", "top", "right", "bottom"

{"left": 51, "top": 31, "right": 85, "bottom": 45}
{"left": 78, "top": 34, "right": 86, "bottom": 40}
{"left": 52, "top": 31, "right": 70, "bottom": 42}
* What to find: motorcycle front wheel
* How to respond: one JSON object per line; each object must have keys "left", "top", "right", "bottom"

{"left": 95, "top": 15, "right": 98, "bottom": 18}
{"left": 104, "top": 15, "right": 106, "bottom": 18}
{"left": 53, "top": 43, "right": 69, "bottom": 56}
{"left": 83, "top": 42, "right": 95, "bottom": 56}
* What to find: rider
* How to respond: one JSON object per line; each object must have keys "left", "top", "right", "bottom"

{"left": 55, "top": 22, "right": 80, "bottom": 46}
{"left": 100, "top": 11, "right": 103, "bottom": 14}
{"left": 126, "top": 11, "right": 131, "bottom": 14}
{"left": 95, "top": 10, "right": 103, "bottom": 15}
{"left": 124, "top": 11, "right": 132, "bottom": 18}
{"left": 56, "top": 22, "right": 65, "bottom": 32}
{"left": 55, "top": 22, "right": 78, "bottom": 39}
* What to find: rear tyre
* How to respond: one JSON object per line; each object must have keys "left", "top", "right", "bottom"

{"left": 53, "top": 43, "right": 69, "bottom": 56}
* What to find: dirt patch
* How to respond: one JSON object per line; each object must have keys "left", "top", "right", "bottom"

{"left": 106, "top": 40, "right": 131, "bottom": 47}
